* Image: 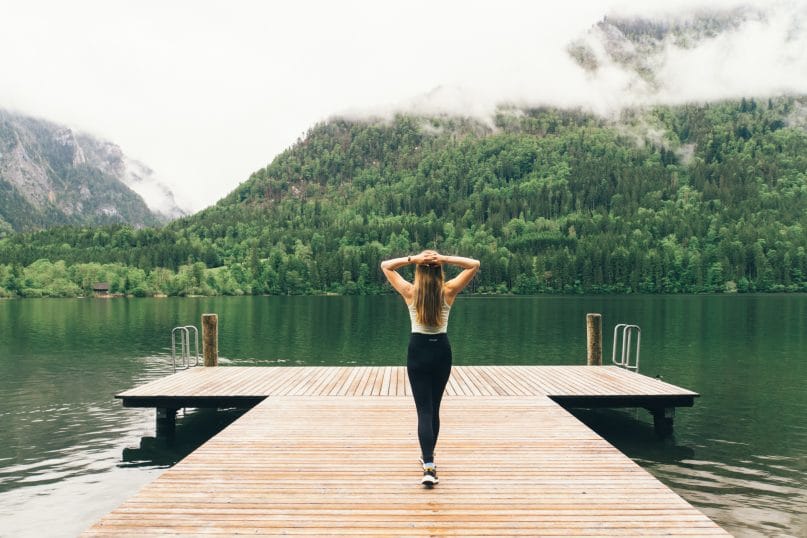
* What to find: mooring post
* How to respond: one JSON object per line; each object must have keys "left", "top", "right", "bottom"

{"left": 202, "top": 313, "right": 218, "bottom": 367}
{"left": 156, "top": 407, "right": 177, "bottom": 439}
{"left": 586, "top": 313, "right": 602, "bottom": 366}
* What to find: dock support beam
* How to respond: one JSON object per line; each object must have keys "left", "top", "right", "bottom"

{"left": 586, "top": 313, "right": 602, "bottom": 366}
{"left": 202, "top": 313, "right": 218, "bottom": 367}
{"left": 647, "top": 406, "right": 675, "bottom": 438}
{"left": 156, "top": 407, "right": 178, "bottom": 439}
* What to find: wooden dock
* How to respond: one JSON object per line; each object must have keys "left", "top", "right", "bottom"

{"left": 85, "top": 366, "right": 729, "bottom": 536}
{"left": 117, "top": 365, "right": 698, "bottom": 407}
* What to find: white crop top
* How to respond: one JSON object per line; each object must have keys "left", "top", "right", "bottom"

{"left": 407, "top": 300, "right": 451, "bottom": 334}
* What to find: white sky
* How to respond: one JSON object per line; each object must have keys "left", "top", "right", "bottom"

{"left": 2, "top": 0, "right": 806, "bottom": 212}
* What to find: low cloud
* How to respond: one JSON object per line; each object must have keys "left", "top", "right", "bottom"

{"left": 1, "top": 0, "right": 805, "bottom": 210}
{"left": 379, "top": 0, "right": 807, "bottom": 121}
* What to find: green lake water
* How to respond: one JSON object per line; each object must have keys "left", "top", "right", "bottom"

{"left": 0, "top": 295, "right": 805, "bottom": 537}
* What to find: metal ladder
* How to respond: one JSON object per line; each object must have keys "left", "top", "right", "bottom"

{"left": 171, "top": 325, "right": 200, "bottom": 373}
{"left": 612, "top": 323, "right": 641, "bottom": 372}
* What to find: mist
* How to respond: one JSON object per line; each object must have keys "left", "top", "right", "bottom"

{"left": 1, "top": 0, "right": 805, "bottom": 211}
{"left": 379, "top": 0, "right": 807, "bottom": 118}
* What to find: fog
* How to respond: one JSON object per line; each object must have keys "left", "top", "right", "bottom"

{"left": 1, "top": 0, "right": 805, "bottom": 211}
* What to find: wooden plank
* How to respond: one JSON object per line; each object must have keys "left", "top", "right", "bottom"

{"left": 397, "top": 365, "right": 407, "bottom": 396}
{"left": 86, "top": 396, "right": 727, "bottom": 536}
{"left": 371, "top": 367, "right": 386, "bottom": 396}
{"left": 353, "top": 366, "right": 373, "bottom": 396}
{"left": 473, "top": 366, "right": 512, "bottom": 396}
{"left": 388, "top": 365, "right": 398, "bottom": 396}
{"left": 491, "top": 366, "right": 540, "bottom": 396}
{"left": 361, "top": 367, "right": 380, "bottom": 396}
{"left": 536, "top": 366, "right": 603, "bottom": 396}
{"left": 462, "top": 366, "right": 497, "bottom": 396}
{"left": 288, "top": 367, "right": 323, "bottom": 396}
{"left": 336, "top": 366, "right": 362, "bottom": 396}
{"left": 445, "top": 371, "right": 460, "bottom": 396}
{"left": 380, "top": 366, "right": 392, "bottom": 396}
{"left": 304, "top": 366, "right": 340, "bottom": 396}
{"left": 506, "top": 365, "right": 557, "bottom": 395}
{"left": 452, "top": 366, "right": 482, "bottom": 396}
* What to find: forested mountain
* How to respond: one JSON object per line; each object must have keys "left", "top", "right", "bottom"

{"left": 1, "top": 97, "right": 807, "bottom": 297}
{"left": 0, "top": 109, "right": 183, "bottom": 232}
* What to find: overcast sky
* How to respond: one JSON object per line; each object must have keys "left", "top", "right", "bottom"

{"left": 2, "top": 0, "right": 806, "bottom": 212}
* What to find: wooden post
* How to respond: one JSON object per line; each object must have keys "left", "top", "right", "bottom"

{"left": 156, "top": 407, "right": 177, "bottom": 439}
{"left": 648, "top": 407, "right": 675, "bottom": 438}
{"left": 202, "top": 313, "right": 218, "bottom": 367}
{"left": 586, "top": 313, "right": 602, "bottom": 366}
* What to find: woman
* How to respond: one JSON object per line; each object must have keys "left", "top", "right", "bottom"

{"left": 380, "top": 250, "right": 480, "bottom": 487}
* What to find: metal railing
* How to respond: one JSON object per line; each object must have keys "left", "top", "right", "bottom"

{"left": 612, "top": 324, "right": 641, "bottom": 372}
{"left": 171, "top": 325, "right": 200, "bottom": 373}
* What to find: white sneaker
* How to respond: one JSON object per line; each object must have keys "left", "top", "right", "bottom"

{"left": 421, "top": 464, "right": 438, "bottom": 487}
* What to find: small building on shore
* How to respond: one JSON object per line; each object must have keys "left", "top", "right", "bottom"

{"left": 92, "top": 282, "right": 110, "bottom": 297}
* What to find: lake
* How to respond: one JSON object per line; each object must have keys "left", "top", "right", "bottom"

{"left": 0, "top": 295, "right": 805, "bottom": 537}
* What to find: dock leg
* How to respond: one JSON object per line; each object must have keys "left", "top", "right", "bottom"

{"left": 648, "top": 407, "right": 675, "bottom": 438}
{"left": 156, "top": 407, "right": 178, "bottom": 439}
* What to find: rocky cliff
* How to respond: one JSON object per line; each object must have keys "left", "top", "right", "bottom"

{"left": 0, "top": 109, "right": 184, "bottom": 232}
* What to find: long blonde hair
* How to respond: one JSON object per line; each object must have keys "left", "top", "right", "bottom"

{"left": 413, "top": 264, "right": 445, "bottom": 327}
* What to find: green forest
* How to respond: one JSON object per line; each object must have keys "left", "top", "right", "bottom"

{"left": 1, "top": 97, "right": 806, "bottom": 298}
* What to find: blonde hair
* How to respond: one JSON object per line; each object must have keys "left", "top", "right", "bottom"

{"left": 413, "top": 264, "right": 445, "bottom": 327}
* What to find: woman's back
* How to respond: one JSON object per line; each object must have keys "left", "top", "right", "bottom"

{"left": 407, "top": 298, "right": 451, "bottom": 334}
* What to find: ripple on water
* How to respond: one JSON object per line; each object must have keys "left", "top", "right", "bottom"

{"left": 0, "top": 397, "right": 153, "bottom": 491}
{"left": 649, "top": 451, "right": 807, "bottom": 537}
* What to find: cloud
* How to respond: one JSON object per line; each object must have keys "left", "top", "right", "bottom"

{"left": 654, "top": 4, "right": 807, "bottom": 102}
{"left": 382, "top": 0, "right": 807, "bottom": 118}
{"left": 1, "top": 0, "right": 805, "bottom": 211}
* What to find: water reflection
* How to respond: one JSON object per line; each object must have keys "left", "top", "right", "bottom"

{"left": 568, "top": 408, "right": 697, "bottom": 462}
{"left": 121, "top": 408, "right": 247, "bottom": 468}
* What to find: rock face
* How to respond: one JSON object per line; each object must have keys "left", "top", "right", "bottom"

{"left": 0, "top": 109, "right": 184, "bottom": 232}
{"left": 566, "top": 7, "right": 765, "bottom": 88}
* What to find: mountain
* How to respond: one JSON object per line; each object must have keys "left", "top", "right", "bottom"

{"left": 2, "top": 96, "right": 806, "bottom": 298}
{"left": 0, "top": 109, "right": 184, "bottom": 232}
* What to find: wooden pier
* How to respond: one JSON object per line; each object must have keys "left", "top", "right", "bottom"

{"left": 85, "top": 366, "right": 728, "bottom": 536}
{"left": 118, "top": 365, "right": 695, "bottom": 437}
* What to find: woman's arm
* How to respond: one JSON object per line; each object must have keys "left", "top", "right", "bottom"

{"left": 441, "top": 255, "right": 480, "bottom": 298}
{"left": 380, "top": 256, "right": 411, "bottom": 272}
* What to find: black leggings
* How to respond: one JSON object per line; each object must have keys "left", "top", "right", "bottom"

{"left": 407, "top": 332, "right": 452, "bottom": 463}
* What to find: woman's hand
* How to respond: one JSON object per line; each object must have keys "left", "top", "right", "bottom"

{"left": 412, "top": 250, "right": 440, "bottom": 266}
